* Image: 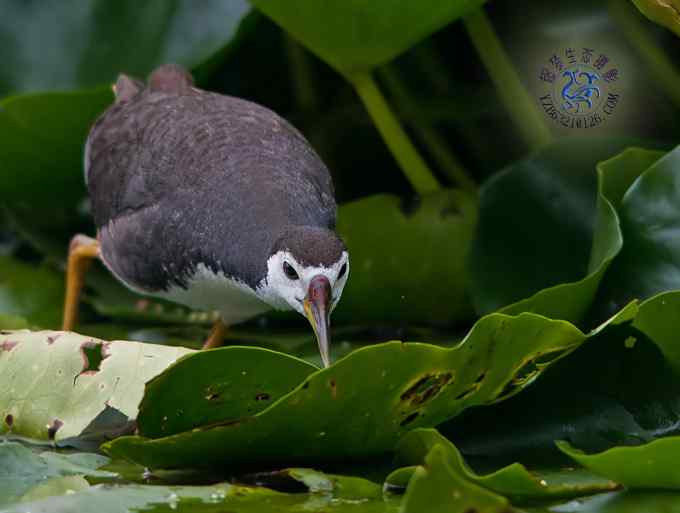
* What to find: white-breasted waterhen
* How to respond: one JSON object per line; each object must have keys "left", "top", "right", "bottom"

{"left": 62, "top": 64, "right": 349, "bottom": 367}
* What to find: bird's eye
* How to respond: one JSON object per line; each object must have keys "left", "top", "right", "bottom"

{"left": 338, "top": 263, "right": 347, "bottom": 279}
{"left": 283, "top": 261, "right": 299, "bottom": 280}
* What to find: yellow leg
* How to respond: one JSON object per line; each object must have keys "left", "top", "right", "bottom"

{"left": 202, "top": 319, "right": 227, "bottom": 349}
{"left": 62, "top": 235, "right": 100, "bottom": 331}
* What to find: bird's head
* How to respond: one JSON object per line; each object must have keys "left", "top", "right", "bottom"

{"left": 261, "top": 226, "right": 349, "bottom": 367}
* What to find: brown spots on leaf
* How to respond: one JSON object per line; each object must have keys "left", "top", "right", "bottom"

{"left": 400, "top": 372, "right": 453, "bottom": 407}
{"left": 47, "top": 419, "right": 63, "bottom": 440}
{"left": 255, "top": 393, "right": 270, "bottom": 401}
{"left": 204, "top": 385, "right": 222, "bottom": 402}
{"left": 302, "top": 381, "right": 310, "bottom": 390}
{"left": 135, "top": 299, "right": 151, "bottom": 312}
{"left": 5, "top": 414, "right": 13, "bottom": 427}
{"left": 399, "top": 412, "right": 420, "bottom": 427}
{"left": 329, "top": 379, "right": 337, "bottom": 399}
{"left": 455, "top": 384, "right": 477, "bottom": 401}
{"left": 0, "top": 341, "right": 18, "bottom": 352}
{"left": 46, "top": 334, "right": 61, "bottom": 345}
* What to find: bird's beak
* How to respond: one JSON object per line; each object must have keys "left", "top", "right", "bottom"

{"left": 303, "top": 275, "right": 332, "bottom": 368}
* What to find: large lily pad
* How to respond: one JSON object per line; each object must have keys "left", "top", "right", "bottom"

{"left": 104, "top": 312, "right": 588, "bottom": 469}
{"left": 441, "top": 291, "right": 680, "bottom": 465}
{"left": 596, "top": 145, "right": 680, "bottom": 316}
{"left": 0, "top": 0, "right": 251, "bottom": 95}
{"left": 0, "top": 440, "right": 114, "bottom": 506}
{"left": 335, "top": 189, "right": 477, "bottom": 325}
{"left": 0, "top": 331, "right": 191, "bottom": 442}
{"left": 249, "top": 0, "right": 485, "bottom": 73}
{"left": 469, "top": 138, "right": 660, "bottom": 325}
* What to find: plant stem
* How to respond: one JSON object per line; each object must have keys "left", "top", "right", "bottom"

{"left": 347, "top": 70, "right": 441, "bottom": 195}
{"left": 284, "top": 35, "right": 319, "bottom": 113}
{"left": 609, "top": 0, "right": 680, "bottom": 109}
{"left": 378, "top": 66, "right": 477, "bottom": 193}
{"left": 463, "top": 7, "right": 551, "bottom": 150}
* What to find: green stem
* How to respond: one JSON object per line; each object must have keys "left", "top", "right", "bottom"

{"left": 609, "top": 0, "right": 680, "bottom": 109}
{"left": 284, "top": 35, "right": 319, "bottom": 113}
{"left": 347, "top": 70, "right": 441, "bottom": 195}
{"left": 378, "top": 66, "right": 477, "bottom": 192}
{"left": 463, "top": 7, "right": 551, "bottom": 150}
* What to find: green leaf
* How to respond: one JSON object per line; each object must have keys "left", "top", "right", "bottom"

{"left": 103, "top": 312, "right": 586, "bottom": 469}
{"left": 0, "top": 314, "right": 29, "bottom": 330}
{"left": 335, "top": 190, "right": 477, "bottom": 325}
{"left": 535, "top": 490, "right": 680, "bottom": 513}
{"left": 0, "top": 441, "right": 113, "bottom": 506}
{"left": 558, "top": 437, "right": 680, "bottom": 490}
{"left": 249, "top": 0, "right": 486, "bottom": 73}
{"left": 137, "top": 347, "right": 317, "bottom": 438}
{"left": 441, "top": 292, "right": 680, "bottom": 464}
{"left": 631, "top": 0, "right": 680, "bottom": 38}
{"left": 597, "top": 145, "right": 680, "bottom": 315}
{"left": 0, "top": 88, "right": 112, "bottom": 256}
{"left": 400, "top": 444, "right": 510, "bottom": 513}
{"left": 390, "top": 429, "right": 618, "bottom": 501}
{"left": 0, "top": 256, "right": 64, "bottom": 328}
{"left": 0, "top": 331, "right": 191, "bottom": 442}
{"left": 470, "top": 137, "right": 654, "bottom": 324}
{"left": 2, "top": 482, "right": 283, "bottom": 513}
{"left": 246, "top": 468, "right": 383, "bottom": 500}
{"left": 0, "top": 0, "right": 251, "bottom": 95}
{"left": 18, "top": 475, "right": 91, "bottom": 504}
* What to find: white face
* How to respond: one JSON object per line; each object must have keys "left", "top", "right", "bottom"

{"left": 258, "top": 250, "right": 350, "bottom": 314}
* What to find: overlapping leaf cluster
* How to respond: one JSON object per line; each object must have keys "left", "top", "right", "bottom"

{"left": 2, "top": 1, "right": 680, "bottom": 512}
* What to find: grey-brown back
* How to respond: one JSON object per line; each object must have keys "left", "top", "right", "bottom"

{"left": 86, "top": 67, "right": 337, "bottom": 291}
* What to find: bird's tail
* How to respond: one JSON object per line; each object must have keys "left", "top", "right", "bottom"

{"left": 112, "top": 64, "right": 194, "bottom": 104}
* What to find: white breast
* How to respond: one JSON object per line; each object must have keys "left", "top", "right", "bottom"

{"left": 151, "top": 263, "right": 272, "bottom": 325}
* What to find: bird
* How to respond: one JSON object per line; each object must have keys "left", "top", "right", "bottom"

{"left": 62, "top": 63, "right": 349, "bottom": 367}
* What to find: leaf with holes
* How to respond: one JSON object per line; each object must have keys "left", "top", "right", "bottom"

{"left": 0, "top": 330, "right": 192, "bottom": 443}
{"left": 440, "top": 291, "right": 680, "bottom": 468}
{"left": 134, "top": 348, "right": 317, "bottom": 437}
{"left": 104, "top": 312, "right": 590, "bottom": 469}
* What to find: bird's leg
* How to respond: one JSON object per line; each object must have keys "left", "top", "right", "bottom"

{"left": 62, "top": 234, "right": 100, "bottom": 331}
{"left": 202, "top": 319, "right": 228, "bottom": 349}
